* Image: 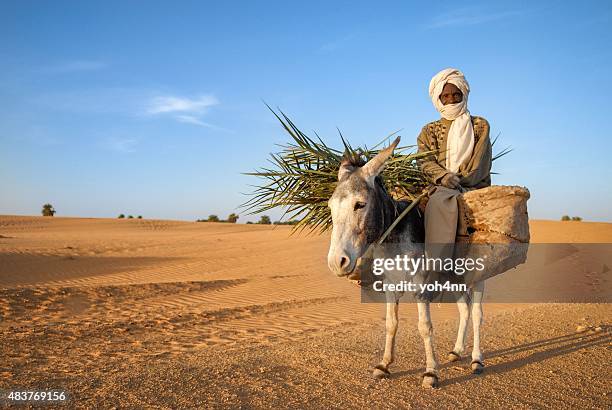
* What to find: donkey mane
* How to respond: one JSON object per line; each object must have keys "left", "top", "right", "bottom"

{"left": 367, "top": 172, "right": 425, "bottom": 245}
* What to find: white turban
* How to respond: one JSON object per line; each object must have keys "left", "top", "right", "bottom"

{"left": 428, "top": 68, "right": 474, "bottom": 174}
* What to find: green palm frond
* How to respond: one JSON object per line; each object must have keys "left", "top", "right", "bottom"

{"left": 241, "top": 107, "right": 510, "bottom": 235}
{"left": 241, "top": 107, "right": 430, "bottom": 234}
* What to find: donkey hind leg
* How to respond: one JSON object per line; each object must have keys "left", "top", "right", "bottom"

{"left": 373, "top": 301, "right": 399, "bottom": 379}
{"left": 448, "top": 291, "right": 471, "bottom": 362}
{"left": 417, "top": 301, "right": 439, "bottom": 388}
{"left": 470, "top": 280, "right": 485, "bottom": 374}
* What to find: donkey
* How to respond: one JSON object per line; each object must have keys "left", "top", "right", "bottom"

{"left": 326, "top": 136, "right": 485, "bottom": 388}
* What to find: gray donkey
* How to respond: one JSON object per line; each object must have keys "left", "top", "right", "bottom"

{"left": 326, "top": 136, "right": 485, "bottom": 388}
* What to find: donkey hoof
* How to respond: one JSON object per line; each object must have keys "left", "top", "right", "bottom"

{"left": 373, "top": 364, "right": 391, "bottom": 379}
{"left": 447, "top": 351, "right": 462, "bottom": 362}
{"left": 421, "top": 372, "right": 439, "bottom": 388}
{"left": 471, "top": 360, "right": 484, "bottom": 374}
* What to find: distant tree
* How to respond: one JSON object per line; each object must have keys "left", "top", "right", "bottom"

{"left": 41, "top": 203, "right": 56, "bottom": 217}
{"left": 137, "top": 215, "right": 142, "bottom": 219}
{"left": 118, "top": 214, "right": 125, "bottom": 219}
{"left": 227, "top": 213, "right": 239, "bottom": 223}
{"left": 208, "top": 215, "right": 220, "bottom": 222}
{"left": 561, "top": 215, "right": 571, "bottom": 221}
{"left": 258, "top": 215, "right": 271, "bottom": 225}
{"left": 128, "top": 215, "right": 134, "bottom": 219}
{"left": 571, "top": 216, "right": 582, "bottom": 221}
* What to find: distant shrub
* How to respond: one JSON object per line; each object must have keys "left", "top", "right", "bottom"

{"left": 137, "top": 215, "right": 142, "bottom": 219}
{"left": 273, "top": 220, "right": 299, "bottom": 225}
{"left": 561, "top": 215, "right": 571, "bottom": 221}
{"left": 118, "top": 214, "right": 125, "bottom": 219}
{"left": 42, "top": 203, "right": 56, "bottom": 217}
{"left": 571, "top": 216, "right": 582, "bottom": 221}
{"left": 208, "top": 215, "right": 220, "bottom": 222}
{"left": 258, "top": 215, "right": 271, "bottom": 225}
{"left": 227, "top": 213, "right": 239, "bottom": 223}
{"left": 128, "top": 215, "right": 134, "bottom": 219}
{"left": 246, "top": 221, "right": 253, "bottom": 224}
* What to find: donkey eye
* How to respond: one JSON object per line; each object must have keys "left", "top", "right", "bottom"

{"left": 354, "top": 201, "right": 366, "bottom": 211}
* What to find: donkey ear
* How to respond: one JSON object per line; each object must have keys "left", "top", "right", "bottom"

{"left": 338, "top": 158, "right": 356, "bottom": 181}
{"left": 361, "top": 136, "right": 400, "bottom": 180}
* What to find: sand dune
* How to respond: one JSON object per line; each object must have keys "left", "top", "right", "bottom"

{"left": 0, "top": 215, "right": 610, "bottom": 408}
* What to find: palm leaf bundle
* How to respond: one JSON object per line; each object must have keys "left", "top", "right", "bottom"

{"left": 241, "top": 107, "right": 511, "bottom": 234}
{"left": 240, "top": 107, "right": 436, "bottom": 234}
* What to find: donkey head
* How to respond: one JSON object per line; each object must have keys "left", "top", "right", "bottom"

{"left": 327, "top": 137, "right": 400, "bottom": 279}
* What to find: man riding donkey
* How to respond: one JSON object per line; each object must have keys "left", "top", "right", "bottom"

{"left": 323, "top": 67, "right": 504, "bottom": 385}
{"left": 413, "top": 68, "right": 493, "bottom": 377}
{"left": 417, "top": 68, "right": 492, "bottom": 275}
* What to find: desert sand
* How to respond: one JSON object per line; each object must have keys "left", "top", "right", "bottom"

{"left": 0, "top": 216, "right": 610, "bottom": 408}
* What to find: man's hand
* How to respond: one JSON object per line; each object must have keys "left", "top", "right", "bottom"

{"left": 440, "top": 172, "right": 461, "bottom": 189}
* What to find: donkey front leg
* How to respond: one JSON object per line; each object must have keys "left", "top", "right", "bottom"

{"left": 448, "top": 292, "right": 471, "bottom": 362}
{"left": 417, "top": 301, "right": 439, "bottom": 388}
{"left": 470, "top": 280, "right": 485, "bottom": 374}
{"left": 373, "top": 301, "right": 399, "bottom": 379}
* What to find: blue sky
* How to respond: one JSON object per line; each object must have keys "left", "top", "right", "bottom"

{"left": 1, "top": 1, "right": 611, "bottom": 222}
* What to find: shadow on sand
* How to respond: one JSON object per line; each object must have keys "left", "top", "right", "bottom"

{"left": 390, "top": 327, "right": 610, "bottom": 385}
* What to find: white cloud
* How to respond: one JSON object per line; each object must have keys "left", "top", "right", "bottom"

{"left": 147, "top": 94, "right": 218, "bottom": 115}
{"left": 427, "top": 8, "right": 522, "bottom": 29}
{"left": 146, "top": 94, "right": 227, "bottom": 130}
{"left": 107, "top": 137, "right": 138, "bottom": 153}
{"left": 32, "top": 88, "right": 227, "bottom": 133}
{"left": 176, "top": 115, "right": 212, "bottom": 127}
{"left": 176, "top": 115, "right": 233, "bottom": 132}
